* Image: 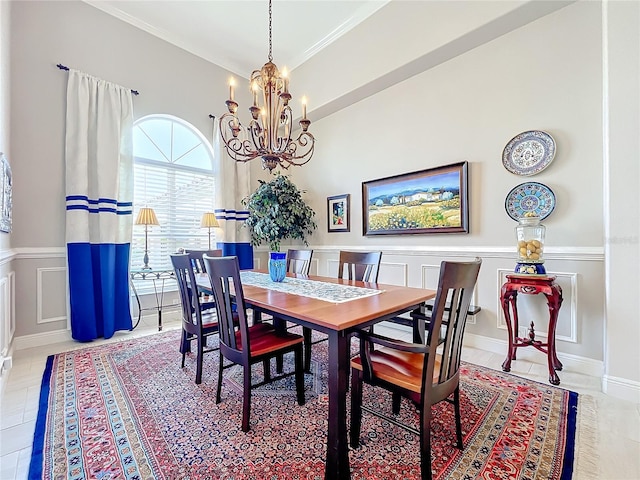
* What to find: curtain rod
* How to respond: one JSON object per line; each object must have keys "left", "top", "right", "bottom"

{"left": 56, "top": 64, "right": 139, "bottom": 96}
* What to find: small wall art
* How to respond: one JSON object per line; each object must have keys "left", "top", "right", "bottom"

{"left": 0, "top": 153, "right": 12, "bottom": 233}
{"left": 327, "top": 194, "right": 350, "bottom": 232}
{"left": 362, "top": 161, "right": 469, "bottom": 236}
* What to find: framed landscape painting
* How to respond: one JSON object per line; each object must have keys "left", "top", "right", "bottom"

{"left": 327, "top": 194, "right": 350, "bottom": 232}
{"left": 362, "top": 161, "right": 468, "bottom": 236}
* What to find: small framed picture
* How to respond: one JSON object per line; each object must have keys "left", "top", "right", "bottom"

{"left": 327, "top": 194, "right": 350, "bottom": 232}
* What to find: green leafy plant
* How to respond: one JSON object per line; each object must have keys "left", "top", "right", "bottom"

{"left": 242, "top": 172, "right": 317, "bottom": 252}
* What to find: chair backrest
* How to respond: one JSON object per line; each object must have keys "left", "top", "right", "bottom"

{"left": 286, "top": 249, "right": 313, "bottom": 275}
{"left": 203, "top": 255, "right": 251, "bottom": 363}
{"left": 425, "top": 258, "right": 482, "bottom": 401}
{"left": 338, "top": 251, "right": 382, "bottom": 282}
{"left": 184, "top": 249, "right": 223, "bottom": 273}
{"left": 170, "top": 253, "right": 205, "bottom": 330}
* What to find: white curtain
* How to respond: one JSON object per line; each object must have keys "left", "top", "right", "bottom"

{"left": 65, "top": 70, "right": 134, "bottom": 341}
{"left": 212, "top": 119, "right": 253, "bottom": 268}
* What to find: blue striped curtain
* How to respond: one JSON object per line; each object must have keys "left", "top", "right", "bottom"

{"left": 65, "top": 70, "right": 134, "bottom": 341}
{"left": 212, "top": 120, "right": 254, "bottom": 269}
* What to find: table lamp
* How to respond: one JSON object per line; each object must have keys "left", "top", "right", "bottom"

{"left": 200, "top": 212, "right": 219, "bottom": 250}
{"left": 135, "top": 207, "right": 159, "bottom": 270}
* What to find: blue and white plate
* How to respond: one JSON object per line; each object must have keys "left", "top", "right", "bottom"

{"left": 502, "top": 130, "right": 556, "bottom": 176}
{"left": 505, "top": 182, "right": 556, "bottom": 221}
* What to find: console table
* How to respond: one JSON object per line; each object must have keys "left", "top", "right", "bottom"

{"left": 130, "top": 268, "right": 176, "bottom": 331}
{"left": 500, "top": 274, "right": 563, "bottom": 385}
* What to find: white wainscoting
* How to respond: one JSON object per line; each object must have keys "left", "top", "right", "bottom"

{"left": 37, "top": 266, "right": 67, "bottom": 324}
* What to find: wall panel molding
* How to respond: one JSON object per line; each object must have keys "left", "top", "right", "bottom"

{"left": 37, "top": 267, "right": 67, "bottom": 324}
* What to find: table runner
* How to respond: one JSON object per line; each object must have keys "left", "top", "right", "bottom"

{"left": 240, "top": 271, "right": 382, "bottom": 303}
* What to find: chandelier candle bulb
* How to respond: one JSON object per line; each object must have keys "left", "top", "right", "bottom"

{"left": 282, "top": 67, "right": 289, "bottom": 93}
{"left": 229, "top": 78, "right": 235, "bottom": 101}
{"left": 302, "top": 97, "right": 307, "bottom": 119}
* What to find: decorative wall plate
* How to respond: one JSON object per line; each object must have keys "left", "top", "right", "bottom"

{"left": 505, "top": 182, "right": 556, "bottom": 221}
{"left": 502, "top": 130, "right": 556, "bottom": 176}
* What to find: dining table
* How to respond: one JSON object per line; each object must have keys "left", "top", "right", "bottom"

{"left": 196, "top": 269, "right": 436, "bottom": 479}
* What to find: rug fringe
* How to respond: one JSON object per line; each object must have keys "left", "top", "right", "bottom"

{"left": 573, "top": 394, "right": 600, "bottom": 479}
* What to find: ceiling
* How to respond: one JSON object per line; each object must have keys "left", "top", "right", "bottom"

{"left": 85, "top": 0, "right": 389, "bottom": 77}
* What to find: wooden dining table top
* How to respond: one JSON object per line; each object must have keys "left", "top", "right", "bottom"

{"left": 196, "top": 270, "right": 436, "bottom": 332}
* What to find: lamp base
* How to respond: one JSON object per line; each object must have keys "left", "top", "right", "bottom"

{"left": 141, "top": 252, "right": 152, "bottom": 270}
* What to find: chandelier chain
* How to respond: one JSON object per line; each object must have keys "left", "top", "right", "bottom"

{"left": 268, "top": 0, "right": 273, "bottom": 62}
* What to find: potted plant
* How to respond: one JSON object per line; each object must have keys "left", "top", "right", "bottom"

{"left": 242, "top": 172, "right": 317, "bottom": 281}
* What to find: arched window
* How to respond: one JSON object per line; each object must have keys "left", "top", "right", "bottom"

{"left": 131, "top": 114, "right": 215, "bottom": 270}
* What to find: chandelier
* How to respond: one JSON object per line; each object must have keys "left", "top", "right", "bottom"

{"left": 219, "top": 0, "right": 315, "bottom": 172}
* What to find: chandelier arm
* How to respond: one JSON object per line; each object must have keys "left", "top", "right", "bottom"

{"left": 219, "top": 114, "right": 261, "bottom": 162}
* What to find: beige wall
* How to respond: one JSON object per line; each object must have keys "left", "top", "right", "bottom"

{"left": 603, "top": 0, "right": 640, "bottom": 399}
{"left": 4, "top": 0, "right": 639, "bottom": 401}
{"left": 0, "top": 0, "right": 14, "bottom": 382}
{"left": 8, "top": 0, "right": 242, "bottom": 339}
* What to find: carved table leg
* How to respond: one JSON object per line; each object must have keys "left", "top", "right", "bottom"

{"left": 545, "top": 288, "right": 563, "bottom": 385}
{"left": 501, "top": 288, "right": 516, "bottom": 372}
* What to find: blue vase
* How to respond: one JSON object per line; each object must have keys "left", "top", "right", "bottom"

{"left": 268, "top": 251, "right": 287, "bottom": 282}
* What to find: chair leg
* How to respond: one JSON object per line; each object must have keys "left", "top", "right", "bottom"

{"left": 392, "top": 392, "right": 401, "bottom": 415}
{"left": 453, "top": 387, "right": 463, "bottom": 449}
{"left": 242, "top": 363, "right": 252, "bottom": 432}
{"left": 195, "top": 336, "right": 204, "bottom": 384}
{"left": 263, "top": 358, "right": 271, "bottom": 381}
{"left": 303, "top": 327, "right": 312, "bottom": 372}
{"left": 420, "top": 404, "right": 433, "bottom": 480}
{"left": 180, "top": 329, "right": 190, "bottom": 369}
{"left": 274, "top": 317, "right": 286, "bottom": 374}
{"left": 294, "top": 345, "right": 305, "bottom": 406}
{"left": 216, "top": 352, "right": 224, "bottom": 404}
{"left": 350, "top": 368, "right": 363, "bottom": 448}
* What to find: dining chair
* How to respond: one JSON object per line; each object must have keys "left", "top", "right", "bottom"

{"left": 203, "top": 254, "right": 306, "bottom": 432}
{"left": 170, "top": 253, "right": 220, "bottom": 384}
{"left": 286, "top": 248, "right": 313, "bottom": 275}
{"left": 349, "top": 257, "right": 482, "bottom": 480}
{"left": 338, "top": 250, "right": 382, "bottom": 282}
{"left": 271, "top": 249, "right": 314, "bottom": 372}
{"left": 184, "top": 249, "right": 222, "bottom": 310}
{"left": 184, "top": 248, "right": 223, "bottom": 273}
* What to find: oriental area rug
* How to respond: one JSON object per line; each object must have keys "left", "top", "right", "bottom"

{"left": 29, "top": 329, "right": 588, "bottom": 479}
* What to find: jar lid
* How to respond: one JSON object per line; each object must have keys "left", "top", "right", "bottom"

{"left": 518, "top": 214, "right": 541, "bottom": 225}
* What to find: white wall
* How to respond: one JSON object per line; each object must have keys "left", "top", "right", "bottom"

{"left": 0, "top": 0, "right": 15, "bottom": 386}
{"left": 8, "top": 0, "right": 244, "bottom": 338}
{"left": 7, "top": 0, "right": 639, "bottom": 401}
{"left": 602, "top": 0, "right": 640, "bottom": 401}
{"left": 254, "top": 1, "right": 609, "bottom": 373}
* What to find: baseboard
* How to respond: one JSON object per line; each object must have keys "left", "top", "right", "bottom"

{"left": 12, "top": 310, "right": 179, "bottom": 351}
{"left": 13, "top": 329, "right": 72, "bottom": 350}
{"left": 459, "top": 333, "right": 605, "bottom": 378}
{"left": 602, "top": 374, "right": 640, "bottom": 403}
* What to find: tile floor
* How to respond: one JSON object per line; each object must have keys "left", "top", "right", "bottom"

{"left": 1, "top": 314, "right": 639, "bottom": 479}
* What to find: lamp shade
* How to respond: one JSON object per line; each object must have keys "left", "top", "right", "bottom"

{"left": 135, "top": 207, "right": 159, "bottom": 226}
{"left": 200, "top": 212, "right": 220, "bottom": 228}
